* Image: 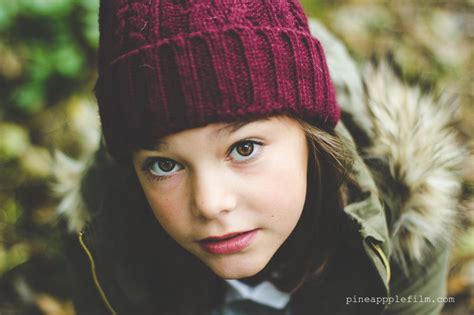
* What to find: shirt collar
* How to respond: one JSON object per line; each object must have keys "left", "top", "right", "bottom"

{"left": 224, "top": 279, "right": 291, "bottom": 309}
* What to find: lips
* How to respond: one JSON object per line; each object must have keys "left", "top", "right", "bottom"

{"left": 198, "top": 229, "right": 259, "bottom": 255}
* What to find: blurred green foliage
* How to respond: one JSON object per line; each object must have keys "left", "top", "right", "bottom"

{"left": 0, "top": 0, "right": 99, "bottom": 116}
{"left": 0, "top": 0, "right": 100, "bottom": 283}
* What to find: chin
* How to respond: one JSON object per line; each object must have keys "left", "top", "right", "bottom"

{"left": 205, "top": 254, "right": 270, "bottom": 279}
{"left": 213, "top": 266, "right": 263, "bottom": 280}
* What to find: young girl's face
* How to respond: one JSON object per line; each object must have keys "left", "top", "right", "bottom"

{"left": 133, "top": 116, "right": 308, "bottom": 279}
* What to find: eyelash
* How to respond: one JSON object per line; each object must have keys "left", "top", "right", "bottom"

{"left": 141, "top": 139, "right": 264, "bottom": 182}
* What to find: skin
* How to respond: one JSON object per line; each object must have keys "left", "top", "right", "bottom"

{"left": 133, "top": 116, "right": 308, "bottom": 279}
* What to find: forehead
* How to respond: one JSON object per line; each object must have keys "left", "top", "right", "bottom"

{"left": 144, "top": 118, "right": 262, "bottom": 151}
{"left": 142, "top": 115, "right": 297, "bottom": 152}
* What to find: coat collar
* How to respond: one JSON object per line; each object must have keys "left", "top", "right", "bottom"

{"left": 336, "top": 121, "right": 391, "bottom": 291}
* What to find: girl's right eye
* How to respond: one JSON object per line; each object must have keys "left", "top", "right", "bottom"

{"left": 146, "top": 158, "right": 183, "bottom": 178}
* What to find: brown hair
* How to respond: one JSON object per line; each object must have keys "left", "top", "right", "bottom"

{"left": 241, "top": 117, "right": 355, "bottom": 293}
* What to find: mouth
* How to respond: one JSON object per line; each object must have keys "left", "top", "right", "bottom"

{"left": 198, "top": 229, "right": 259, "bottom": 255}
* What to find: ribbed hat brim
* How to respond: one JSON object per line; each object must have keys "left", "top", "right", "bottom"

{"left": 96, "top": 26, "right": 339, "bottom": 160}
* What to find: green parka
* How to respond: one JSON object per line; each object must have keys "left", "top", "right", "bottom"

{"left": 57, "top": 20, "right": 466, "bottom": 315}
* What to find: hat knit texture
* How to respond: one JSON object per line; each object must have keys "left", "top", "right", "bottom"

{"left": 96, "top": 0, "right": 340, "bottom": 160}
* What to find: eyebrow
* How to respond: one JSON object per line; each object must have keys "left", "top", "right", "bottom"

{"left": 147, "top": 139, "right": 168, "bottom": 152}
{"left": 215, "top": 120, "right": 251, "bottom": 135}
{"left": 146, "top": 117, "right": 269, "bottom": 152}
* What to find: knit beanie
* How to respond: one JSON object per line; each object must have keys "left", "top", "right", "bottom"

{"left": 96, "top": 0, "right": 340, "bottom": 161}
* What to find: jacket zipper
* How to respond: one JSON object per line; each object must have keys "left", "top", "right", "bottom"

{"left": 368, "top": 240, "right": 391, "bottom": 284}
{"left": 78, "top": 231, "right": 118, "bottom": 315}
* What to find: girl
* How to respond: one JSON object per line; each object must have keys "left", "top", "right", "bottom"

{"left": 60, "top": 1, "right": 466, "bottom": 314}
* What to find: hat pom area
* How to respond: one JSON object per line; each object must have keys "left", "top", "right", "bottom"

{"left": 95, "top": 0, "right": 340, "bottom": 160}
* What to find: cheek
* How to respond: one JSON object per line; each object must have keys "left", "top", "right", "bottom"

{"left": 246, "top": 154, "right": 307, "bottom": 225}
{"left": 141, "top": 184, "right": 188, "bottom": 237}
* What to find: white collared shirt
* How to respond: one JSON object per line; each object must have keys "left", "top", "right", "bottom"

{"left": 224, "top": 279, "right": 291, "bottom": 310}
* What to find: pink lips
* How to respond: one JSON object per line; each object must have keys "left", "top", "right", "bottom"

{"left": 198, "top": 229, "right": 259, "bottom": 254}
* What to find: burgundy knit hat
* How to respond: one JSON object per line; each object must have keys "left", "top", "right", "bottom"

{"left": 96, "top": 0, "right": 340, "bottom": 161}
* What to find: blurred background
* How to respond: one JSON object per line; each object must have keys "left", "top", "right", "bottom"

{"left": 0, "top": 0, "right": 472, "bottom": 314}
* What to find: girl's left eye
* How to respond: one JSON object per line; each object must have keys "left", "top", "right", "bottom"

{"left": 229, "top": 140, "right": 263, "bottom": 162}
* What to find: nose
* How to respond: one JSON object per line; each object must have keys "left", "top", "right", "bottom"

{"left": 190, "top": 169, "right": 237, "bottom": 220}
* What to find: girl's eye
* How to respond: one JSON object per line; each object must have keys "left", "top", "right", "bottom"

{"left": 147, "top": 158, "right": 183, "bottom": 177}
{"left": 229, "top": 140, "right": 262, "bottom": 162}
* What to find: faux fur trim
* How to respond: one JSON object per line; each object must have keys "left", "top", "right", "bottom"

{"left": 359, "top": 61, "right": 466, "bottom": 270}
{"left": 311, "top": 19, "right": 467, "bottom": 269}
{"left": 51, "top": 151, "right": 91, "bottom": 233}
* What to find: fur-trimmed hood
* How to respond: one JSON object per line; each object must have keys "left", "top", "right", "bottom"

{"left": 53, "top": 18, "right": 467, "bottom": 283}
{"left": 309, "top": 19, "right": 467, "bottom": 272}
